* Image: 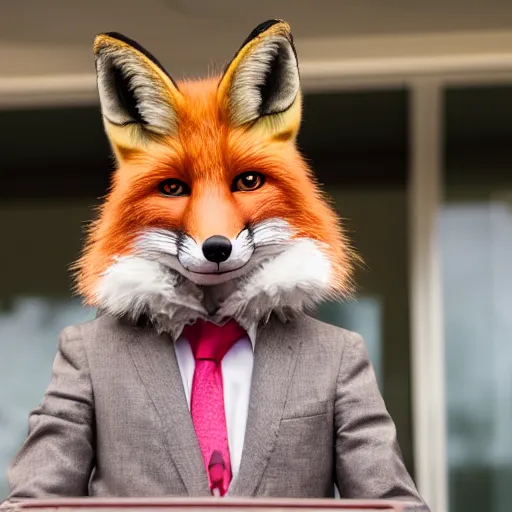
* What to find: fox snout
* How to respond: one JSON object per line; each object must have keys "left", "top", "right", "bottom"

{"left": 175, "top": 227, "right": 255, "bottom": 285}
{"left": 137, "top": 219, "right": 293, "bottom": 286}
{"left": 202, "top": 236, "right": 233, "bottom": 263}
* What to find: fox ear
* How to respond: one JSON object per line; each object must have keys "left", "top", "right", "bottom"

{"left": 218, "top": 20, "right": 301, "bottom": 140}
{"left": 93, "top": 32, "right": 182, "bottom": 160}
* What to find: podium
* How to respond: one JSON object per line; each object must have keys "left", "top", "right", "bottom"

{"left": 0, "top": 498, "right": 428, "bottom": 512}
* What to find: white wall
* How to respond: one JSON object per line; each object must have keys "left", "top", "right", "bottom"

{"left": 2, "top": 0, "right": 512, "bottom": 108}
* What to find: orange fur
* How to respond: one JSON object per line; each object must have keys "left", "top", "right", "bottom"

{"left": 75, "top": 78, "right": 355, "bottom": 303}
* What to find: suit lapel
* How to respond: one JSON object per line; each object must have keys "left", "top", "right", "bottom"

{"left": 126, "top": 326, "right": 211, "bottom": 496}
{"left": 229, "top": 316, "right": 302, "bottom": 496}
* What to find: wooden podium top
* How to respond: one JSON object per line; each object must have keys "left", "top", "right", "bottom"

{"left": 1, "top": 498, "right": 428, "bottom": 512}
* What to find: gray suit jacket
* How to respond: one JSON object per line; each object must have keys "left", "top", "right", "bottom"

{"left": 7, "top": 314, "right": 425, "bottom": 505}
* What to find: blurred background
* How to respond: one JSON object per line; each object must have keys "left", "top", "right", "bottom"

{"left": 1, "top": 1, "right": 512, "bottom": 511}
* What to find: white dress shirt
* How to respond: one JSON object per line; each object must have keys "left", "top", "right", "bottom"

{"left": 174, "top": 327, "right": 256, "bottom": 480}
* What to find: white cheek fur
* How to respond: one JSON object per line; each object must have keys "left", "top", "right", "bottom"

{"left": 94, "top": 219, "right": 334, "bottom": 336}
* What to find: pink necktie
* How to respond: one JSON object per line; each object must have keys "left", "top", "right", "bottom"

{"left": 183, "top": 319, "right": 246, "bottom": 496}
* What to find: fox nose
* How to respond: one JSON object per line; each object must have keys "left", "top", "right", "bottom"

{"left": 202, "top": 235, "right": 232, "bottom": 263}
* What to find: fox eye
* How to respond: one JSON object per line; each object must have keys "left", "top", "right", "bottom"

{"left": 158, "top": 179, "right": 190, "bottom": 197}
{"left": 232, "top": 172, "right": 265, "bottom": 192}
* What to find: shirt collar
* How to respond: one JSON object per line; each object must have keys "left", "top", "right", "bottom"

{"left": 175, "top": 319, "right": 257, "bottom": 351}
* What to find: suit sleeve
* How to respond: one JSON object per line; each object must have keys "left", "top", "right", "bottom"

{"left": 334, "top": 331, "right": 427, "bottom": 507}
{"left": 6, "top": 326, "right": 95, "bottom": 500}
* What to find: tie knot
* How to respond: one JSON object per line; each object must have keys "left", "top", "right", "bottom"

{"left": 183, "top": 319, "right": 246, "bottom": 363}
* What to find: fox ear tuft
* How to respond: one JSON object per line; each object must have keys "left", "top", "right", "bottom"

{"left": 93, "top": 33, "right": 182, "bottom": 158}
{"left": 218, "top": 20, "right": 301, "bottom": 139}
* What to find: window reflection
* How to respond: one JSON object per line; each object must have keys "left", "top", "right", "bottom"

{"left": 441, "top": 198, "right": 512, "bottom": 512}
{"left": 317, "top": 296, "right": 383, "bottom": 390}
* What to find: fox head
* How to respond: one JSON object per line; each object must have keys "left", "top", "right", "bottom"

{"left": 75, "top": 20, "right": 355, "bottom": 337}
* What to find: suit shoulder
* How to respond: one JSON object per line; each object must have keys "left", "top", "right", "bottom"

{"left": 291, "top": 314, "right": 364, "bottom": 349}
{"left": 277, "top": 315, "right": 369, "bottom": 384}
{"left": 290, "top": 315, "right": 372, "bottom": 378}
{"left": 59, "top": 314, "right": 129, "bottom": 349}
